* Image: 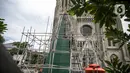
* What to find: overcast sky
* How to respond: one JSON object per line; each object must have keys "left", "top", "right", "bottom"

{"left": 0, "top": 0, "right": 129, "bottom": 44}
{"left": 0, "top": 0, "right": 56, "bottom": 43}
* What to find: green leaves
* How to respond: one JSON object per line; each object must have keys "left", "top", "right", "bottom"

{"left": 71, "top": 0, "right": 77, "bottom": 5}
{"left": 8, "top": 42, "right": 29, "bottom": 56}
{"left": 0, "top": 35, "right": 5, "bottom": 43}
{"left": 0, "top": 18, "right": 7, "bottom": 34}
{"left": 105, "top": 60, "right": 113, "bottom": 67}
{"left": 68, "top": 0, "right": 130, "bottom": 29}
{"left": 68, "top": 0, "right": 117, "bottom": 28}
{"left": 68, "top": 0, "right": 130, "bottom": 54}
{"left": 31, "top": 54, "right": 38, "bottom": 64}
{"left": 13, "top": 42, "right": 29, "bottom": 49}
{"left": 124, "top": 4, "right": 130, "bottom": 22}
{"left": 105, "top": 56, "right": 130, "bottom": 73}
{"left": 127, "top": 42, "right": 130, "bottom": 54}
{"left": 68, "top": 0, "right": 88, "bottom": 16}
{"left": 124, "top": 19, "right": 130, "bottom": 22}
{"left": 0, "top": 18, "right": 7, "bottom": 43}
{"left": 105, "top": 27, "right": 130, "bottom": 48}
{"left": 117, "top": 62, "right": 123, "bottom": 69}
{"left": 127, "top": 24, "right": 130, "bottom": 32}
{"left": 68, "top": 4, "right": 81, "bottom": 16}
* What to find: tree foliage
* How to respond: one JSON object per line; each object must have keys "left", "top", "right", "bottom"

{"left": 30, "top": 54, "right": 38, "bottom": 64}
{"left": 105, "top": 27, "right": 130, "bottom": 48}
{"left": 68, "top": 1, "right": 130, "bottom": 72}
{"left": 13, "top": 42, "right": 29, "bottom": 48}
{"left": 0, "top": 35, "right": 5, "bottom": 44}
{"left": 105, "top": 56, "right": 130, "bottom": 73}
{"left": 8, "top": 48, "right": 24, "bottom": 56}
{"left": 68, "top": 0, "right": 130, "bottom": 49}
{"left": 8, "top": 42, "right": 29, "bottom": 56}
{"left": 8, "top": 42, "right": 41, "bottom": 64}
{"left": 127, "top": 42, "right": 130, "bottom": 54}
{"left": 0, "top": 18, "right": 7, "bottom": 43}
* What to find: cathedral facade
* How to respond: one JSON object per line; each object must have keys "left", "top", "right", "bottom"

{"left": 43, "top": 0, "right": 130, "bottom": 73}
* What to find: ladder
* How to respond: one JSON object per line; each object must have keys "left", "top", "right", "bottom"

{"left": 70, "top": 35, "right": 99, "bottom": 73}
{"left": 70, "top": 39, "right": 84, "bottom": 73}
{"left": 81, "top": 37, "right": 99, "bottom": 66}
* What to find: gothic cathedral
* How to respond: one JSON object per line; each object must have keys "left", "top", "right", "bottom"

{"left": 43, "top": 0, "right": 130, "bottom": 73}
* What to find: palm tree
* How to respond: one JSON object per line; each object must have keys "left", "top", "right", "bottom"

{"left": 0, "top": 18, "right": 7, "bottom": 43}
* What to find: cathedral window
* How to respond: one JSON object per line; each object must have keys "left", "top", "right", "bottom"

{"left": 113, "top": 41, "right": 116, "bottom": 46}
{"left": 107, "top": 39, "right": 117, "bottom": 47}
{"left": 65, "top": 0, "right": 68, "bottom": 9}
{"left": 108, "top": 39, "right": 111, "bottom": 46}
{"left": 110, "top": 54, "right": 118, "bottom": 60}
{"left": 77, "top": 41, "right": 85, "bottom": 47}
{"left": 80, "top": 25, "right": 92, "bottom": 36}
{"left": 62, "top": 0, "right": 64, "bottom": 11}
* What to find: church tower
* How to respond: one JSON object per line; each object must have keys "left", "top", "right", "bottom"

{"left": 43, "top": 0, "right": 130, "bottom": 73}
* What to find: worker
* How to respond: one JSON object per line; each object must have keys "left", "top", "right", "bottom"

{"left": 38, "top": 68, "right": 42, "bottom": 73}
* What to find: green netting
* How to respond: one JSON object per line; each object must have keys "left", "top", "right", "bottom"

{"left": 43, "top": 69, "right": 69, "bottom": 73}
{"left": 43, "top": 15, "right": 70, "bottom": 73}
{"left": 54, "top": 53, "right": 70, "bottom": 66}
{"left": 52, "top": 69, "right": 69, "bottom": 73}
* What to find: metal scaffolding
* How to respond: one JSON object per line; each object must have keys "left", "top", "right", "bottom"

{"left": 13, "top": 0, "right": 129, "bottom": 72}
{"left": 41, "top": 14, "right": 106, "bottom": 73}
{"left": 15, "top": 17, "right": 53, "bottom": 73}
{"left": 13, "top": 14, "right": 107, "bottom": 73}
{"left": 13, "top": 15, "right": 107, "bottom": 73}
{"left": 15, "top": 26, "right": 52, "bottom": 73}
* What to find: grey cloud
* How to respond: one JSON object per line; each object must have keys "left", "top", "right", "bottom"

{"left": 0, "top": 0, "right": 55, "bottom": 41}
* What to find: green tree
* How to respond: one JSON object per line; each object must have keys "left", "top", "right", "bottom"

{"left": 8, "top": 42, "right": 41, "bottom": 64}
{"left": 105, "top": 56, "right": 130, "bottom": 73}
{"left": 8, "top": 42, "right": 29, "bottom": 56}
{"left": 13, "top": 42, "right": 29, "bottom": 48}
{"left": 127, "top": 42, "right": 130, "bottom": 54}
{"left": 0, "top": 18, "right": 7, "bottom": 43}
{"left": 68, "top": 0, "right": 130, "bottom": 50}
{"left": 30, "top": 54, "right": 38, "bottom": 64}
{"left": 8, "top": 48, "right": 18, "bottom": 55}
{"left": 68, "top": 0, "right": 130, "bottom": 72}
